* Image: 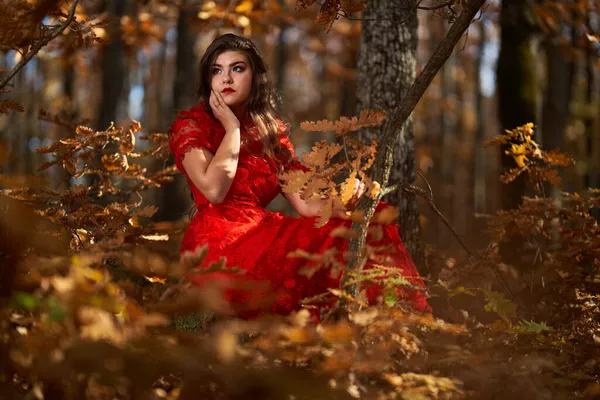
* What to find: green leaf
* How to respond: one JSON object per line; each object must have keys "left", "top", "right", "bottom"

{"left": 449, "top": 286, "right": 476, "bottom": 298}
{"left": 12, "top": 292, "right": 40, "bottom": 311}
{"left": 384, "top": 287, "right": 398, "bottom": 307}
{"left": 46, "top": 297, "right": 67, "bottom": 322}
{"left": 482, "top": 290, "right": 517, "bottom": 322}
{"left": 509, "top": 319, "right": 552, "bottom": 334}
{"left": 384, "top": 276, "right": 411, "bottom": 287}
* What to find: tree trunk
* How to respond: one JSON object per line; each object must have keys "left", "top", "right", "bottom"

{"left": 157, "top": 1, "right": 198, "bottom": 222}
{"left": 97, "top": 0, "right": 127, "bottom": 131}
{"left": 474, "top": 19, "right": 486, "bottom": 213}
{"left": 584, "top": 43, "right": 599, "bottom": 220}
{"left": 439, "top": 47, "right": 455, "bottom": 249}
{"left": 541, "top": 34, "right": 574, "bottom": 199}
{"left": 355, "top": 0, "right": 423, "bottom": 270}
{"left": 496, "top": 0, "right": 537, "bottom": 210}
{"left": 541, "top": 41, "right": 573, "bottom": 154}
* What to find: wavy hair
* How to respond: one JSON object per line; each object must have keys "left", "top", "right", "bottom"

{"left": 197, "top": 33, "right": 293, "bottom": 169}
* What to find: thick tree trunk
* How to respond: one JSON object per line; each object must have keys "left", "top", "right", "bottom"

{"left": 584, "top": 47, "right": 599, "bottom": 220}
{"left": 541, "top": 36, "right": 574, "bottom": 198}
{"left": 541, "top": 41, "right": 573, "bottom": 155}
{"left": 355, "top": 0, "right": 424, "bottom": 270}
{"left": 496, "top": 0, "right": 537, "bottom": 210}
{"left": 172, "top": 5, "right": 198, "bottom": 112}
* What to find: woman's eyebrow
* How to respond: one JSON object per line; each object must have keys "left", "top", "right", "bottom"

{"left": 212, "top": 61, "right": 246, "bottom": 67}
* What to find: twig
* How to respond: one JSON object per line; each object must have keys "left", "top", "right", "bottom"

{"left": 399, "top": 173, "right": 521, "bottom": 308}
{"left": 337, "top": 0, "right": 486, "bottom": 314}
{"left": 0, "top": 0, "right": 80, "bottom": 91}
{"left": 404, "top": 183, "right": 480, "bottom": 261}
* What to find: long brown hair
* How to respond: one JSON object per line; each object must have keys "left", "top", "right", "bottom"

{"left": 197, "top": 33, "right": 293, "bottom": 169}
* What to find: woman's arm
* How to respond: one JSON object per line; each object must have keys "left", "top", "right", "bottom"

{"left": 283, "top": 191, "right": 326, "bottom": 218}
{"left": 182, "top": 127, "right": 241, "bottom": 204}
{"left": 181, "top": 89, "right": 242, "bottom": 204}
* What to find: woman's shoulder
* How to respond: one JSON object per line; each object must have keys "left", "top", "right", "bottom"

{"left": 170, "top": 102, "right": 223, "bottom": 137}
{"left": 173, "top": 101, "right": 213, "bottom": 124}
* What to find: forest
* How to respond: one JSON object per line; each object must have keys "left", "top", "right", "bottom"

{"left": 0, "top": 0, "right": 599, "bottom": 398}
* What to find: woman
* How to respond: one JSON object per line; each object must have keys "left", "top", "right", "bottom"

{"left": 169, "top": 33, "right": 430, "bottom": 318}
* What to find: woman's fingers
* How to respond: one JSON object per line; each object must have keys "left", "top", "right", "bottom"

{"left": 209, "top": 91, "right": 217, "bottom": 110}
{"left": 215, "top": 89, "right": 226, "bottom": 104}
{"left": 357, "top": 181, "right": 366, "bottom": 197}
{"left": 351, "top": 180, "right": 364, "bottom": 200}
{"left": 211, "top": 89, "right": 221, "bottom": 108}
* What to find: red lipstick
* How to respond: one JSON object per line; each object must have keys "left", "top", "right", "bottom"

{"left": 222, "top": 88, "right": 235, "bottom": 94}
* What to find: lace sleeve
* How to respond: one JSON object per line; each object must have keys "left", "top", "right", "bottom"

{"left": 279, "top": 133, "right": 310, "bottom": 173}
{"left": 169, "top": 117, "right": 214, "bottom": 173}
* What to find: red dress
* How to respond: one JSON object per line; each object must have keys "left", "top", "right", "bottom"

{"left": 169, "top": 102, "right": 430, "bottom": 318}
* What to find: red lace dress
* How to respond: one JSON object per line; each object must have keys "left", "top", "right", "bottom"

{"left": 169, "top": 102, "right": 430, "bottom": 318}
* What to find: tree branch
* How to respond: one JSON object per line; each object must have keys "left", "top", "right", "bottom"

{"left": 0, "top": 0, "right": 79, "bottom": 92}
{"left": 330, "top": 0, "right": 487, "bottom": 320}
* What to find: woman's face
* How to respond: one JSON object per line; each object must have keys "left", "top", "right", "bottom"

{"left": 211, "top": 50, "right": 253, "bottom": 109}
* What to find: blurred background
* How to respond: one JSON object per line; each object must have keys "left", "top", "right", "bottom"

{"left": 0, "top": 0, "right": 598, "bottom": 255}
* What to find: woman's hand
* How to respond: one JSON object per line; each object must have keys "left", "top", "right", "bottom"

{"left": 346, "top": 179, "right": 366, "bottom": 210}
{"left": 209, "top": 89, "right": 240, "bottom": 132}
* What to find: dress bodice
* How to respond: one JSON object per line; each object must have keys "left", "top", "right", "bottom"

{"left": 190, "top": 146, "right": 281, "bottom": 209}
{"left": 168, "top": 102, "right": 308, "bottom": 209}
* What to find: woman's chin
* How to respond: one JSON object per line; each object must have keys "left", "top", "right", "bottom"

{"left": 225, "top": 98, "right": 247, "bottom": 109}
{"left": 223, "top": 96, "right": 238, "bottom": 106}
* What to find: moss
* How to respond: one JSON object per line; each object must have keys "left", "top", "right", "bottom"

{"left": 172, "top": 311, "right": 216, "bottom": 332}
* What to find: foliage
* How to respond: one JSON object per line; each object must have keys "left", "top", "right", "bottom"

{"left": 1, "top": 102, "right": 598, "bottom": 398}
{"left": 485, "top": 123, "right": 573, "bottom": 192}
{"left": 534, "top": 0, "right": 600, "bottom": 61}
{"left": 280, "top": 111, "right": 385, "bottom": 227}
{"left": 0, "top": 2, "right": 599, "bottom": 398}
{"left": 2, "top": 118, "right": 176, "bottom": 252}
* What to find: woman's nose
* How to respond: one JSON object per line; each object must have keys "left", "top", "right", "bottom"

{"left": 223, "top": 73, "right": 233, "bottom": 83}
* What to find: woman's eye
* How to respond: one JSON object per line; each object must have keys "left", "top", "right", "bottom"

{"left": 234, "top": 66, "right": 244, "bottom": 72}
{"left": 212, "top": 68, "right": 221, "bottom": 75}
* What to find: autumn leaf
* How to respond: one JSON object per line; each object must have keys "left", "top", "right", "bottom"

{"left": 340, "top": 170, "right": 357, "bottom": 205}
{"left": 315, "top": 0, "right": 338, "bottom": 30}
{"left": 316, "top": 195, "right": 334, "bottom": 227}
{"left": 180, "top": 244, "right": 209, "bottom": 269}
{"left": 235, "top": 0, "right": 254, "bottom": 13}
{"left": 340, "top": 0, "right": 366, "bottom": 13}
{"left": 134, "top": 205, "right": 158, "bottom": 218}
{"left": 0, "top": 99, "right": 24, "bottom": 114}
{"left": 120, "top": 131, "right": 136, "bottom": 153}
{"left": 301, "top": 140, "right": 331, "bottom": 169}
{"left": 76, "top": 125, "right": 95, "bottom": 136}
{"left": 280, "top": 169, "right": 311, "bottom": 194}
{"left": 295, "top": 0, "right": 317, "bottom": 11}
{"left": 372, "top": 206, "right": 399, "bottom": 225}
{"left": 102, "top": 153, "right": 129, "bottom": 173}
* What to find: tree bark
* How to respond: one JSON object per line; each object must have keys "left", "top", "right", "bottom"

{"left": 541, "top": 40, "right": 573, "bottom": 154}
{"left": 339, "top": 0, "right": 486, "bottom": 303}
{"left": 474, "top": 19, "right": 486, "bottom": 213}
{"left": 584, "top": 41, "right": 599, "bottom": 220}
{"left": 97, "top": 0, "right": 127, "bottom": 131}
{"left": 496, "top": 0, "right": 538, "bottom": 210}
{"left": 157, "top": 1, "right": 198, "bottom": 222}
{"left": 541, "top": 35, "right": 574, "bottom": 199}
{"left": 355, "top": 0, "right": 424, "bottom": 270}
